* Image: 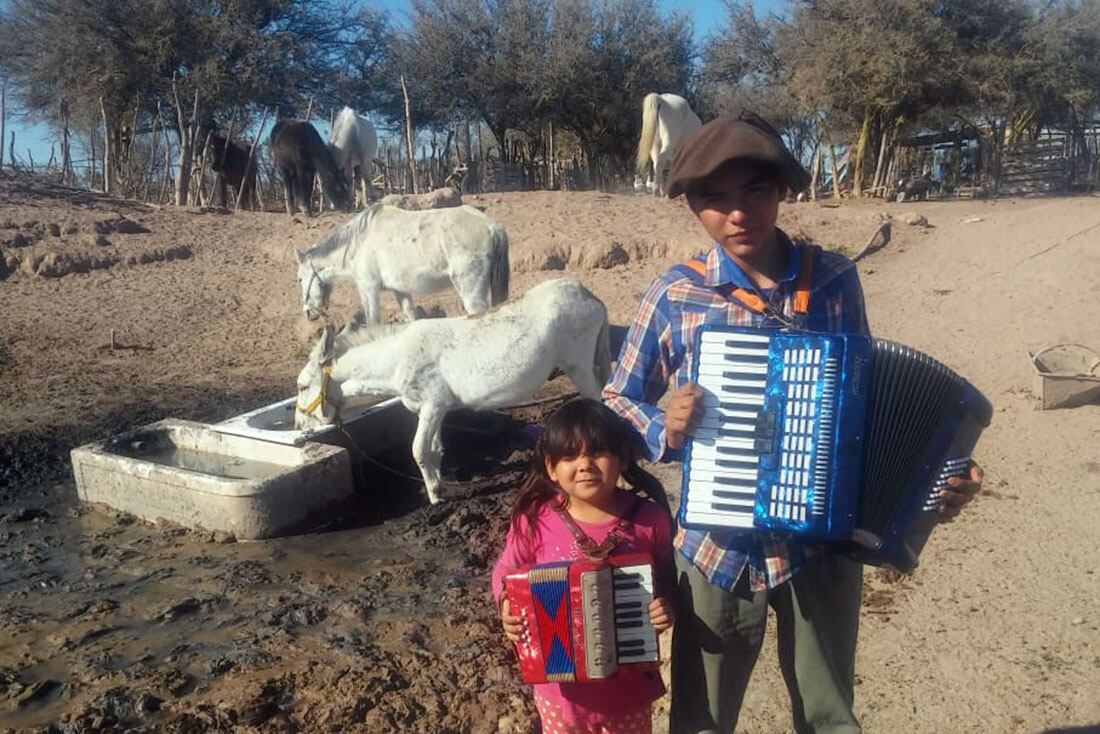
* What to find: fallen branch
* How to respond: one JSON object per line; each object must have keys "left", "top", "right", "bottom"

{"left": 852, "top": 219, "right": 893, "bottom": 262}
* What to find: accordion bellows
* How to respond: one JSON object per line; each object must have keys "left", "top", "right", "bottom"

{"left": 680, "top": 326, "right": 993, "bottom": 571}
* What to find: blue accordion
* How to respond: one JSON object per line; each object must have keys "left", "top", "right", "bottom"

{"left": 679, "top": 325, "right": 993, "bottom": 571}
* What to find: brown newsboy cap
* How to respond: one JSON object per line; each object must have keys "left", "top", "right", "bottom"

{"left": 666, "top": 113, "right": 811, "bottom": 199}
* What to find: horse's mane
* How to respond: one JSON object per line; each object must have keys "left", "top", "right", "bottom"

{"left": 305, "top": 205, "right": 383, "bottom": 261}
{"left": 333, "top": 319, "right": 408, "bottom": 355}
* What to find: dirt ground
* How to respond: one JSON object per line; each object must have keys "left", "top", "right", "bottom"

{"left": 1, "top": 172, "right": 1098, "bottom": 733}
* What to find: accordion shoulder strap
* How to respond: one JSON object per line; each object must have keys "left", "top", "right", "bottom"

{"left": 792, "top": 244, "right": 817, "bottom": 315}
{"left": 676, "top": 244, "right": 817, "bottom": 316}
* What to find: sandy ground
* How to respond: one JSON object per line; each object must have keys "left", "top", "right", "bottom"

{"left": 0, "top": 172, "right": 1098, "bottom": 732}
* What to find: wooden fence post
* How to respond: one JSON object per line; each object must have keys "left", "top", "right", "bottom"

{"left": 99, "top": 96, "right": 113, "bottom": 194}
{"left": 236, "top": 108, "right": 269, "bottom": 212}
{"left": 401, "top": 75, "right": 418, "bottom": 194}
{"left": 0, "top": 80, "right": 5, "bottom": 171}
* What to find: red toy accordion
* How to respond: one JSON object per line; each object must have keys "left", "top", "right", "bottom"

{"left": 503, "top": 553, "right": 658, "bottom": 684}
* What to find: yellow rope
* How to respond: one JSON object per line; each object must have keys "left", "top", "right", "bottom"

{"left": 296, "top": 363, "right": 332, "bottom": 417}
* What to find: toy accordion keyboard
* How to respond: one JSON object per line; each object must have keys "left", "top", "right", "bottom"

{"left": 503, "top": 553, "right": 657, "bottom": 684}
{"left": 680, "top": 325, "right": 993, "bottom": 571}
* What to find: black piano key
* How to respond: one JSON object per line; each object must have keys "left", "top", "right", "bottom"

{"left": 713, "top": 476, "right": 756, "bottom": 488}
{"left": 712, "top": 502, "right": 753, "bottom": 513}
{"left": 720, "top": 370, "right": 768, "bottom": 381}
{"left": 720, "top": 353, "right": 768, "bottom": 364}
{"left": 720, "top": 384, "right": 765, "bottom": 396}
{"left": 711, "top": 490, "right": 756, "bottom": 501}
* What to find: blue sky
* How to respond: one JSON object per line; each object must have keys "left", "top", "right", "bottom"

{"left": 7, "top": 0, "right": 784, "bottom": 167}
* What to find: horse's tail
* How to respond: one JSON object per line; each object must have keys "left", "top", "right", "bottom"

{"left": 489, "top": 223, "right": 510, "bottom": 306}
{"left": 269, "top": 119, "right": 286, "bottom": 147}
{"left": 311, "top": 133, "right": 351, "bottom": 210}
{"left": 593, "top": 311, "right": 612, "bottom": 388}
{"left": 635, "top": 93, "right": 660, "bottom": 174}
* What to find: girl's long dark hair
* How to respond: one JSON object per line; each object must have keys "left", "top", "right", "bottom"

{"left": 511, "top": 398, "right": 670, "bottom": 532}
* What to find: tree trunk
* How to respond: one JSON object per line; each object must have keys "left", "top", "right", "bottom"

{"left": 852, "top": 108, "right": 872, "bottom": 197}
{"left": 172, "top": 79, "right": 200, "bottom": 207}
{"left": 59, "top": 100, "right": 72, "bottom": 185}
{"left": 818, "top": 116, "right": 843, "bottom": 199}
{"left": 809, "top": 144, "right": 821, "bottom": 201}
{"left": 548, "top": 120, "right": 555, "bottom": 190}
{"left": 237, "top": 107, "right": 269, "bottom": 212}
{"left": 0, "top": 80, "right": 5, "bottom": 171}
{"left": 870, "top": 113, "right": 890, "bottom": 195}
{"left": 990, "top": 120, "right": 1005, "bottom": 196}
{"left": 99, "top": 97, "right": 113, "bottom": 194}
{"left": 400, "top": 75, "right": 418, "bottom": 194}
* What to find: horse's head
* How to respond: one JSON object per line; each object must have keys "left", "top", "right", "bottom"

{"left": 295, "top": 250, "right": 330, "bottom": 321}
{"left": 295, "top": 324, "right": 340, "bottom": 429}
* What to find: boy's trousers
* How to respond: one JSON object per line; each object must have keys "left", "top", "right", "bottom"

{"left": 668, "top": 550, "right": 863, "bottom": 734}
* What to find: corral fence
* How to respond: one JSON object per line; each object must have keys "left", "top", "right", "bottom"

{"left": 889, "top": 123, "right": 1100, "bottom": 200}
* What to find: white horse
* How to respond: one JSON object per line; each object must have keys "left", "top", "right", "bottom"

{"left": 295, "top": 204, "right": 509, "bottom": 323}
{"left": 329, "top": 107, "right": 378, "bottom": 208}
{"left": 634, "top": 93, "right": 702, "bottom": 197}
{"left": 294, "top": 278, "right": 612, "bottom": 504}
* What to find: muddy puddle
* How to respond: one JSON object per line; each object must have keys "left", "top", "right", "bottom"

{"left": 1, "top": 408, "right": 549, "bottom": 733}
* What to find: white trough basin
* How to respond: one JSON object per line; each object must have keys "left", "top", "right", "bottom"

{"left": 211, "top": 395, "right": 416, "bottom": 453}
{"left": 71, "top": 418, "right": 354, "bottom": 540}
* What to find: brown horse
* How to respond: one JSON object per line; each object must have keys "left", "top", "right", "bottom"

{"left": 270, "top": 119, "right": 351, "bottom": 215}
{"left": 207, "top": 133, "right": 258, "bottom": 210}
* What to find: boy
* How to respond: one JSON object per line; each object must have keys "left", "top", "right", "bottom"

{"left": 603, "top": 114, "right": 982, "bottom": 733}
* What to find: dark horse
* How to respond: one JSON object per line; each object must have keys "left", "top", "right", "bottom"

{"left": 270, "top": 119, "right": 351, "bottom": 215}
{"left": 207, "top": 133, "right": 258, "bottom": 210}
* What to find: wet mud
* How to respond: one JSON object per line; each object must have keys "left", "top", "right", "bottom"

{"left": 1, "top": 409, "right": 548, "bottom": 733}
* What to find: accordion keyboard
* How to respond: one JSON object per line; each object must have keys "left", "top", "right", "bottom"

{"left": 684, "top": 330, "right": 771, "bottom": 528}
{"left": 611, "top": 564, "right": 657, "bottom": 665}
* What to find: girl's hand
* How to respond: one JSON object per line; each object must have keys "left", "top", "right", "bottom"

{"left": 501, "top": 597, "right": 526, "bottom": 643}
{"left": 649, "top": 597, "right": 675, "bottom": 634}
{"left": 938, "top": 462, "right": 983, "bottom": 522}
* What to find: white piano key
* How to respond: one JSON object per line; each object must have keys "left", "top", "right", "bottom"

{"left": 698, "top": 406, "right": 760, "bottom": 422}
{"left": 697, "top": 347, "right": 770, "bottom": 362}
{"left": 685, "top": 481, "right": 758, "bottom": 499}
{"left": 701, "top": 391, "right": 765, "bottom": 407}
{"left": 700, "top": 330, "right": 771, "bottom": 344}
{"left": 693, "top": 425, "right": 757, "bottom": 440}
{"left": 684, "top": 507, "right": 755, "bottom": 528}
{"left": 698, "top": 380, "right": 767, "bottom": 396}
{"left": 688, "top": 463, "right": 758, "bottom": 480}
{"left": 689, "top": 443, "right": 760, "bottom": 461}
{"left": 696, "top": 362, "right": 768, "bottom": 376}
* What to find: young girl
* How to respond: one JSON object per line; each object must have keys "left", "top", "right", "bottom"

{"left": 491, "top": 398, "right": 676, "bottom": 734}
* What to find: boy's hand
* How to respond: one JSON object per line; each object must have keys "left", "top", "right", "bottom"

{"left": 648, "top": 597, "right": 675, "bottom": 634}
{"left": 665, "top": 382, "right": 705, "bottom": 449}
{"left": 938, "top": 462, "right": 983, "bottom": 522}
{"left": 501, "top": 597, "right": 526, "bottom": 643}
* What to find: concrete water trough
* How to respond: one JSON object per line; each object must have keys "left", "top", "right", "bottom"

{"left": 71, "top": 395, "right": 419, "bottom": 539}
{"left": 211, "top": 395, "right": 414, "bottom": 451}
{"left": 72, "top": 418, "right": 354, "bottom": 539}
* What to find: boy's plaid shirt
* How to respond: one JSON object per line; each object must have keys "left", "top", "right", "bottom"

{"left": 603, "top": 233, "right": 870, "bottom": 592}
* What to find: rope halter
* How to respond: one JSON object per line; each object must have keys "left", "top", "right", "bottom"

{"left": 296, "top": 360, "right": 338, "bottom": 422}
